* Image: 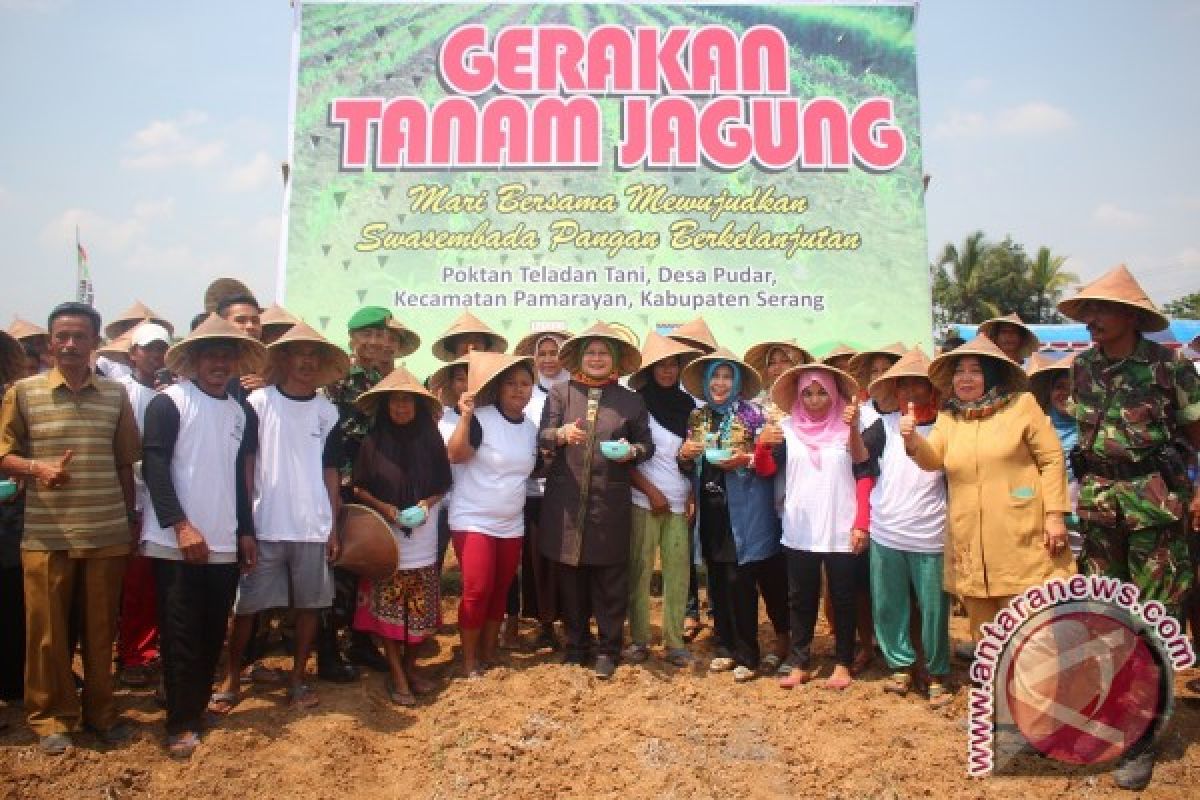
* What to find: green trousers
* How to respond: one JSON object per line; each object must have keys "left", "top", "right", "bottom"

{"left": 1080, "top": 520, "right": 1193, "bottom": 622}
{"left": 869, "top": 541, "right": 949, "bottom": 677}
{"left": 628, "top": 506, "right": 690, "bottom": 652}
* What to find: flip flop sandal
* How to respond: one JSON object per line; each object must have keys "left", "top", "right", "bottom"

{"left": 682, "top": 619, "right": 703, "bottom": 643}
{"left": 928, "top": 682, "right": 954, "bottom": 709}
{"left": 286, "top": 683, "right": 319, "bottom": 709}
{"left": 206, "top": 691, "right": 240, "bottom": 716}
{"left": 166, "top": 731, "right": 201, "bottom": 760}
{"left": 883, "top": 671, "right": 912, "bottom": 696}
{"left": 778, "top": 668, "right": 813, "bottom": 689}
{"left": 385, "top": 677, "right": 416, "bottom": 707}
{"left": 760, "top": 654, "right": 781, "bottom": 674}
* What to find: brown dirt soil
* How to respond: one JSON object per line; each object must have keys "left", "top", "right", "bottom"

{"left": 2, "top": 596, "right": 1198, "bottom": 799}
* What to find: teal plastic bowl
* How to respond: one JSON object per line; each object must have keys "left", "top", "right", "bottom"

{"left": 0, "top": 480, "right": 16, "bottom": 502}
{"left": 600, "top": 440, "right": 631, "bottom": 460}
{"left": 705, "top": 447, "right": 733, "bottom": 463}
{"left": 398, "top": 505, "right": 428, "bottom": 528}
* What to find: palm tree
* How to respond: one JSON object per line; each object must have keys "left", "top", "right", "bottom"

{"left": 934, "top": 230, "right": 990, "bottom": 323}
{"left": 1027, "top": 247, "right": 1078, "bottom": 322}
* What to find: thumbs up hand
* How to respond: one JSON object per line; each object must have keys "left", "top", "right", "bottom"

{"left": 35, "top": 449, "right": 73, "bottom": 489}
{"left": 841, "top": 402, "right": 860, "bottom": 427}
{"left": 899, "top": 402, "right": 917, "bottom": 440}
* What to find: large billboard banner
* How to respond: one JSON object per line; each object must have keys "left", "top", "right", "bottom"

{"left": 282, "top": 1, "right": 928, "bottom": 367}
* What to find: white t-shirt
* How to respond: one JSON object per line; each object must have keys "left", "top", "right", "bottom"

{"left": 118, "top": 374, "right": 159, "bottom": 512}
{"left": 247, "top": 386, "right": 339, "bottom": 543}
{"left": 869, "top": 413, "right": 946, "bottom": 553}
{"left": 142, "top": 381, "right": 247, "bottom": 555}
{"left": 448, "top": 405, "right": 537, "bottom": 538}
{"left": 96, "top": 355, "right": 132, "bottom": 381}
{"left": 393, "top": 511, "right": 438, "bottom": 569}
{"left": 779, "top": 421, "right": 857, "bottom": 553}
{"left": 438, "top": 406, "right": 461, "bottom": 512}
{"left": 632, "top": 417, "right": 690, "bottom": 514}
{"left": 524, "top": 386, "right": 550, "bottom": 497}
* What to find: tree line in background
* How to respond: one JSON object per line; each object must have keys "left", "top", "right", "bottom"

{"left": 931, "top": 230, "right": 1198, "bottom": 327}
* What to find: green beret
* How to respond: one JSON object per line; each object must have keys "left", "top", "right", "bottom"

{"left": 347, "top": 306, "right": 392, "bottom": 332}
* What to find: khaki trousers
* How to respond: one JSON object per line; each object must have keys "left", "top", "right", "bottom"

{"left": 962, "top": 594, "right": 1016, "bottom": 642}
{"left": 22, "top": 550, "right": 126, "bottom": 735}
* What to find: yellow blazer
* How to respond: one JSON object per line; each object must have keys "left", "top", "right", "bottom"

{"left": 910, "top": 391, "right": 1075, "bottom": 597}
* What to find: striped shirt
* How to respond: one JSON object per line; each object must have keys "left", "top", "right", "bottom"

{"left": 0, "top": 368, "right": 140, "bottom": 553}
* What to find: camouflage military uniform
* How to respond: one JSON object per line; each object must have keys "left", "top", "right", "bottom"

{"left": 324, "top": 365, "right": 383, "bottom": 497}
{"left": 1072, "top": 336, "right": 1200, "bottom": 619}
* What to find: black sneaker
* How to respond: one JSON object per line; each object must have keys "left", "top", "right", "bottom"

{"left": 594, "top": 654, "right": 617, "bottom": 680}
{"left": 1114, "top": 747, "right": 1155, "bottom": 791}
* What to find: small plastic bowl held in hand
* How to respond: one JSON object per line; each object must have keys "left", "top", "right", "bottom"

{"left": 704, "top": 447, "right": 733, "bottom": 463}
{"left": 0, "top": 480, "right": 16, "bottom": 502}
{"left": 398, "top": 505, "right": 428, "bottom": 528}
{"left": 599, "top": 440, "right": 631, "bottom": 460}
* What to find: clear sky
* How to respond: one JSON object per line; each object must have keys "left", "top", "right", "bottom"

{"left": 1, "top": 0, "right": 1197, "bottom": 333}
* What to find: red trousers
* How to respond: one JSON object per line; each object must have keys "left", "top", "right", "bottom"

{"left": 451, "top": 531, "right": 521, "bottom": 630}
{"left": 118, "top": 553, "right": 159, "bottom": 667}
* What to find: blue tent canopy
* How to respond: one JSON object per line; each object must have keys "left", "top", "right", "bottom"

{"left": 952, "top": 320, "right": 1200, "bottom": 348}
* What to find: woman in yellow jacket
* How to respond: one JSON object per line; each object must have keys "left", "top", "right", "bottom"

{"left": 899, "top": 335, "right": 1075, "bottom": 641}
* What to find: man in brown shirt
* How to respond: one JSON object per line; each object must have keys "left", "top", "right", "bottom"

{"left": 0, "top": 302, "right": 140, "bottom": 755}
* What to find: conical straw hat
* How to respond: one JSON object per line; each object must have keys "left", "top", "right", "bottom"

{"left": 681, "top": 347, "right": 763, "bottom": 400}
{"left": 770, "top": 362, "right": 859, "bottom": 412}
{"left": 264, "top": 321, "right": 351, "bottom": 387}
{"left": 978, "top": 313, "right": 1039, "bottom": 360}
{"left": 847, "top": 341, "right": 907, "bottom": 390}
{"left": 427, "top": 356, "right": 469, "bottom": 395}
{"left": 386, "top": 319, "right": 421, "bottom": 358}
{"left": 465, "top": 350, "right": 535, "bottom": 407}
{"left": 334, "top": 504, "right": 398, "bottom": 581}
{"left": 743, "top": 340, "right": 814, "bottom": 381}
{"left": 355, "top": 364, "right": 443, "bottom": 420}
{"left": 97, "top": 330, "right": 135, "bottom": 366}
{"left": 260, "top": 304, "right": 300, "bottom": 333}
{"left": 513, "top": 329, "right": 572, "bottom": 358}
{"left": 667, "top": 316, "right": 717, "bottom": 354}
{"left": 820, "top": 343, "right": 858, "bottom": 368}
{"left": 927, "top": 334, "right": 1028, "bottom": 396}
{"left": 7, "top": 318, "right": 47, "bottom": 344}
{"left": 868, "top": 347, "right": 933, "bottom": 409}
{"left": 1026, "top": 351, "right": 1075, "bottom": 411}
{"left": 431, "top": 311, "right": 508, "bottom": 362}
{"left": 628, "top": 332, "right": 701, "bottom": 390}
{"left": 0, "top": 330, "right": 24, "bottom": 385}
{"left": 1057, "top": 264, "right": 1169, "bottom": 332}
{"left": 558, "top": 322, "right": 642, "bottom": 377}
{"left": 165, "top": 313, "right": 266, "bottom": 378}
{"left": 106, "top": 300, "right": 173, "bottom": 340}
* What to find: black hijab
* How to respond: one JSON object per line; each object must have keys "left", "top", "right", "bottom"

{"left": 353, "top": 398, "right": 452, "bottom": 509}
{"left": 637, "top": 369, "right": 694, "bottom": 439}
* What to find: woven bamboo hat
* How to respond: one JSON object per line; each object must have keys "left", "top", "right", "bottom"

{"left": 770, "top": 362, "right": 859, "bottom": 412}
{"left": 667, "top": 316, "right": 718, "bottom": 354}
{"left": 264, "top": 321, "right": 351, "bottom": 387}
{"left": 927, "top": 334, "right": 1028, "bottom": 396}
{"left": 0, "top": 330, "right": 23, "bottom": 385}
{"left": 386, "top": 319, "right": 421, "bottom": 358}
{"left": 743, "top": 340, "right": 814, "bottom": 383}
{"left": 1026, "top": 351, "right": 1075, "bottom": 411}
{"left": 1057, "top": 264, "right": 1169, "bottom": 332}
{"left": 355, "top": 364, "right": 442, "bottom": 420}
{"left": 628, "top": 332, "right": 701, "bottom": 391}
{"left": 97, "top": 330, "right": 135, "bottom": 366}
{"left": 427, "top": 356, "right": 469, "bottom": 395}
{"left": 7, "top": 318, "right": 47, "bottom": 346}
{"left": 165, "top": 313, "right": 266, "bottom": 378}
{"left": 431, "top": 311, "right": 508, "bottom": 362}
{"left": 105, "top": 300, "right": 174, "bottom": 340}
{"left": 979, "top": 313, "right": 1039, "bottom": 360}
{"left": 558, "top": 321, "right": 642, "bottom": 377}
{"left": 465, "top": 350, "right": 535, "bottom": 407}
{"left": 513, "top": 329, "right": 572, "bottom": 358}
{"left": 260, "top": 304, "right": 300, "bottom": 335}
{"left": 334, "top": 504, "right": 398, "bottom": 581}
{"left": 820, "top": 343, "right": 858, "bottom": 369}
{"left": 867, "top": 347, "right": 933, "bottom": 409}
{"left": 682, "top": 347, "right": 763, "bottom": 401}
{"left": 847, "top": 341, "right": 907, "bottom": 390}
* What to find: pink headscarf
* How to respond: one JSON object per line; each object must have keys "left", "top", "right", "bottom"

{"left": 789, "top": 368, "right": 849, "bottom": 467}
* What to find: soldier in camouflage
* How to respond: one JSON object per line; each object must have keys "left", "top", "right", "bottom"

{"left": 1058, "top": 264, "right": 1200, "bottom": 791}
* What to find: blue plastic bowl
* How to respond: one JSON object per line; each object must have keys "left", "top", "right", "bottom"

{"left": 600, "top": 440, "right": 631, "bottom": 460}
{"left": 398, "top": 505, "right": 428, "bottom": 528}
{"left": 705, "top": 447, "right": 733, "bottom": 463}
{"left": 0, "top": 480, "right": 15, "bottom": 502}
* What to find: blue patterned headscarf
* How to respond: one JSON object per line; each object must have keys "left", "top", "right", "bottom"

{"left": 702, "top": 360, "right": 742, "bottom": 414}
